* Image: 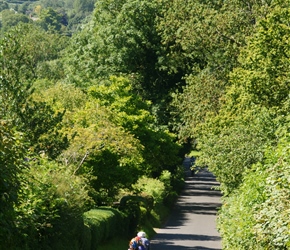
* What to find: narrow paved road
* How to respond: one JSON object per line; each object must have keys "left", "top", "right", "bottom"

{"left": 150, "top": 158, "right": 222, "bottom": 249}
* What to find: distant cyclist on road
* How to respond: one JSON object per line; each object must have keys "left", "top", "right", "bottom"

{"left": 137, "top": 231, "right": 150, "bottom": 250}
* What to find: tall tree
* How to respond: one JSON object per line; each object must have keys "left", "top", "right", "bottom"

{"left": 88, "top": 76, "right": 181, "bottom": 177}
{"left": 63, "top": 0, "right": 181, "bottom": 106}
{"left": 196, "top": 1, "right": 290, "bottom": 193}
{"left": 230, "top": 4, "right": 290, "bottom": 108}
{"left": 0, "top": 24, "right": 68, "bottom": 159}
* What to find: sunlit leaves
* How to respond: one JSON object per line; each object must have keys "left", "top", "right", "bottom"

{"left": 88, "top": 76, "right": 152, "bottom": 130}
{"left": 61, "top": 100, "right": 144, "bottom": 203}
{"left": 88, "top": 75, "right": 180, "bottom": 177}
{"left": 231, "top": 5, "right": 290, "bottom": 108}
{"left": 218, "top": 137, "right": 290, "bottom": 249}
{"left": 254, "top": 138, "right": 290, "bottom": 248}
{"left": 171, "top": 69, "right": 225, "bottom": 141}
{"left": 217, "top": 163, "right": 268, "bottom": 249}
{"left": 15, "top": 158, "right": 93, "bottom": 248}
{"left": 0, "top": 24, "right": 69, "bottom": 158}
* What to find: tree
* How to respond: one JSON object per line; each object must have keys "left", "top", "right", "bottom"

{"left": 218, "top": 135, "right": 290, "bottom": 249}
{"left": 36, "top": 81, "right": 145, "bottom": 204}
{"left": 63, "top": 0, "right": 180, "bottom": 104}
{"left": 0, "top": 1, "right": 8, "bottom": 12}
{"left": 0, "top": 24, "right": 69, "bottom": 159}
{"left": 37, "top": 7, "right": 63, "bottom": 32}
{"left": 191, "top": 3, "right": 290, "bottom": 249}
{"left": 164, "top": 0, "right": 277, "bottom": 143}
{"left": 171, "top": 69, "right": 225, "bottom": 141}
{"left": 60, "top": 99, "right": 144, "bottom": 204}
{"left": 0, "top": 9, "right": 31, "bottom": 33}
{"left": 88, "top": 76, "right": 181, "bottom": 177}
{"left": 230, "top": 4, "right": 290, "bottom": 108}
{"left": 197, "top": 109, "right": 274, "bottom": 195}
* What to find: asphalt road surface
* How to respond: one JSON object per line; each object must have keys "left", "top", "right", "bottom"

{"left": 150, "top": 158, "right": 222, "bottom": 250}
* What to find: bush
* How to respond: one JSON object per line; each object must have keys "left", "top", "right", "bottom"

{"left": 14, "top": 158, "right": 93, "bottom": 249}
{"left": 132, "top": 175, "right": 166, "bottom": 205}
{"left": 254, "top": 140, "right": 290, "bottom": 249}
{"left": 83, "top": 208, "right": 128, "bottom": 249}
{"left": 218, "top": 138, "right": 290, "bottom": 249}
{"left": 0, "top": 121, "right": 26, "bottom": 249}
{"left": 217, "top": 164, "right": 267, "bottom": 249}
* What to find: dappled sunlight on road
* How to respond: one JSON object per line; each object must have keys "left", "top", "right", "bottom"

{"left": 151, "top": 159, "right": 222, "bottom": 250}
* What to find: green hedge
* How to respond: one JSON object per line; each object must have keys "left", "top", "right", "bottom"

{"left": 83, "top": 207, "right": 129, "bottom": 250}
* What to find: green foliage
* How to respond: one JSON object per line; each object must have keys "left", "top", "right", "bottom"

{"left": 36, "top": 59, "right": 66, "bottom": 80}
{"left": 192, "top": 3, "right": 290, "bottom": 195}
{"left": 19, "top": 100, "right": 68, "bottom": 159}
{"left": 0, "top": 24, "right": 69, "bottom": 159}
{"left": 0, "top": 9, "right": 31, "bottom": 32}
{"left": 73, "top": 0, "right": 95, "bottom": 13}
{"left": 254, "top": 138, "right": 290, "bottom": 249}
{"left": 230, "top": 4, "right": 290, "bottom": 108}
{"left": 36, "top": 7, "right": 64, "bottom": 32}
{"left": 0, "top": 121, "right": 26, "bottom": 249}
{"left": 171, "top": 69, "right": 225, "bottom": 141}
{"left": 15, "top": 158, "right": 93, "bottom": 249}
{"left": 0, "top": 27, "right": 34, "bottom": 121}
{"left": 156, "top": 0, "right": 260, "bottom": 78}
{"left": 5, "top": 0, "right": 290, "bottom": 248}
{"left": 32, "top": 81, "right": 87, "bottom": 111}
{"left": 218, "top": 135, "right": 290, "bottom": 249}
{"left": 38, "top": 0, "right": 95, "bottom": 34}
{"left": 63, "top": 0, "right": 179, "bottom": 105}
{"left": 198, "top": 110, "right": 273, "bottom": 195}
{"left": 88, "top": 75, "right": 181, "bottom": 177}
{"left": 83, "top": 208, "right": 128, "bottom": 249}
{"left": 165, "top": 0, "right": 279, "bottom": 144}
{"left": 88, "top": 76, "right": 153, "bottom": 132}
{"left": 41, "top": 84, "right": 145, "bottom": 204}
{"left": 0, "top": 23, "right": 66, "bottom": 115}
{"left": 209, "top": 4, "right": 290, "bottom": 248}
{"left": 217, "top": 163, "right": 267, "bottom": 249}
{"left": 132, "top": 176, "right": 166, "bottom": 205}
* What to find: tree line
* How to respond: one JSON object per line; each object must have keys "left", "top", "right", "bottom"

{"left": 1, "top": 0, "right": 289, "bottom": 249}
{"left": 0, "top": 0, "right": 95, "bottom": 34}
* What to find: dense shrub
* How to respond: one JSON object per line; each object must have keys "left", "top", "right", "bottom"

{"left": 218, "top": 137, "right": 290, "bottom": 249}
{"left": 132, "top": 176, "right": 166, "bottom": 205}
{"left": 0, "top": 121, "right": 26, "bottom": 249}
{"left": 83, "top": 208, "right": 128, "bottom": 249}
{"left": 15, "top": 158, "right": 93, "bottom": 250}
{"left": 162, "top": 166, "right": 184, "bottom": 206}
{"left": 254, "top": 140, "right": 290, "bottom": 249}
{"left": 217, "top": 164, "right": 267, "bottom": 249}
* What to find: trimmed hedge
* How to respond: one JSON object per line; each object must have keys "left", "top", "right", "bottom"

{"left": 83, "top": 207, "right": 129, "bottom": 250}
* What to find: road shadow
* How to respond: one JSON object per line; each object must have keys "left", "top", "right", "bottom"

{"left": 151, "top": 232, "right": 221, "bottom": 250}
{"left": 152, "top": 233, "right": 221, "bottom": 241}
{"left": 182, "top": 187, "right": 222, "bottom": 198}
{"left": 151, "top": 166, "right": 222, "bottom": 249}
{"left": 151, "top": 244, "right": 221, "bottom": 250}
